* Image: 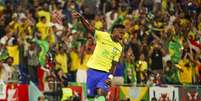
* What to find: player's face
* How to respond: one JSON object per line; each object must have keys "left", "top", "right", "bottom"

{"left": 41, "top": 18, "right": 46, "bottom": 23}
{"left": 112, "top": 28, "right": 125, "bottom": 42}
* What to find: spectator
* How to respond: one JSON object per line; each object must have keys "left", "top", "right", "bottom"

{"left": 0, "top": 58, "right": 11, "bottom": 82}
{"left": 37, "top": 3, "right": 51, "bottom": 24}
{"left": 136, "top": 53, "right": 148, "bottom": 84}
{"left": 36, "top": 16, "right": 50, "bottom": 41}
{"left": 26, "top": 41, "right": 39, "bottom": 85}
{"left": 163, "top": 60, "right": 180, "bottom": 84}
{"left": 176, "top": 51, "right": 193, "bottom": 84}
{"left": 124, "top": 47, "right": 136, "bottom": 84}
{"left": 149, "top": 41, "right": 164, "bottom": 74}
{"left": 69, "top": 46, "right": 80, "bottom": 82}
{"left": 105, "top": 9, "right": 118, "bottom": 30}
{"left": 76, "top": 39, "right": 93, "bottom": 83}
{"left": 0, "top": 1, "right": 200, "bottom": 100}
{"left": 56, "top": 68, "right": 68, "bottom": 87}
{"left": 55, "top": 45, "right": 68, "bottom": 75}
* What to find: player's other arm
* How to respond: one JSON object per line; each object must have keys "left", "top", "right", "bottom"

{"left": 72, "top": 11, "right": 95, "bottom": 35}
{"left": 110, "top": 47, "right": 123, "bottom": 76}
{"left": 110, "top": 61, "right": 118, "bottom": 75}
{"left": 105, "top": 61, "right": 118, "bottom": 86}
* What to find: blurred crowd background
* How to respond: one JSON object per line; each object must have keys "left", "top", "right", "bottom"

{"left": 0, "top": 0, "right": 201, "bottom": 97}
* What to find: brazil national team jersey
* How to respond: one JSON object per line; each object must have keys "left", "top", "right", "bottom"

{"left": 87, "top": 30, "right": 122, "bottom": 72}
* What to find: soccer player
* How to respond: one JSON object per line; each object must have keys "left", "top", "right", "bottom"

{"left": 72, "top": 12, "right": 125, "bottom": 100}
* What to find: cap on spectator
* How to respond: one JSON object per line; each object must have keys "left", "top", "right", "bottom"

{"left": 19, "top": 13, "right": 27, "bottom": 20}
{"left": 12, "top": 13, "right": 18, "bottom": 19}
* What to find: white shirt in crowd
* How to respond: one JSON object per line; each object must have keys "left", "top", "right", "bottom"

{"left": 105, "top": 11, "right": 118, "bottom": 30}
{"left": 0, "top": 63, "right": 13, "bottom": 82}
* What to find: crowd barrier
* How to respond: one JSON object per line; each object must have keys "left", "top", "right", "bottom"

{"left": 0, "top": 81, "right": 201, "bottom": 101}
{"left": 108, "top": 85, "right": 201, "bottom": 101}
{"left": 0, "top": 81, "right": 41, "bottom": 101}
{"left": 0, "top": 81, "right": 29, "bottom": 101}
{"left": 67, "top": 83, "right": 201, "bottom": 101}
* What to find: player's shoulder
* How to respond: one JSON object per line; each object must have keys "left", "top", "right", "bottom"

{"left": 114, "top": 42, "right": 123, "bottom": 52}
{"left": 95, "top": 30, "right": 110, "bottom": 35}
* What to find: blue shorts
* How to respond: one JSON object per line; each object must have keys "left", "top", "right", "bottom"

{"left": 87, "top": 68, "right": 109, "bottom": 97}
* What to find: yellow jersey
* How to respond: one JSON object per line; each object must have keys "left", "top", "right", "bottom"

{"left": 177, "top": 59, "right": 193, "bottom": 84}
{"left": 7, "top": 45, "right": 19, "bottom": 65}
{"left": 70, "top": 51, "right": 80, "bottom": 71}
{"left": 87, "top": 30, "right": 122, "bottom": 72}
{"left": 79, "top": 53, "right": 91, "bottom": 70}
{"left": 36, "top": 22, "right": 49, "bottom": 40}
{"left": 38, "top": 10, "right": 51, "bottom": 24}
{"left": 55, "top": 53, "right": 68, "bottom": 74}
{"left": 9, "top": 21, "right": 19, "bottom": 32}
{"left": 136, "top": 60, "right": 148, "bottom": 72}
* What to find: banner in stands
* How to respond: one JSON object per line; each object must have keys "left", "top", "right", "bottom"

{"left": 1, "top": 81, "right": 201, "bottom": 101}
{"left": 179, "top": 86, "right": 201, "bottom": 101}
{"left": 68, "top": 82, "right": 87, "bottom": 96}
{"left": 149, "top": 86, "right": 179, "bottom": 101}
{"left": 7, "top": 83, "right": 18, "bottom": 101}
{"left": 68, "top": 82, "right": 87, "bottom": 101}
{"left": 29, "top": 82, "right": 43, "bottom": 101}
{"left": 120, "top": 86, "right": 149, "bottom": 101}
{"left": 0, "top": 83, "right": 29, "bottom": 101}
{"left": 108, "top": 87, "right": 120, "bottom": 101}
{"left": 0, "top": 81, "right": 6, "bottom": 100}
{"left": 12, "top": 84, "right": 29, "bottom": 101}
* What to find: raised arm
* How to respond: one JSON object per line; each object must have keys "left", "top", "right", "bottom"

{"left": 72, "top": 11, "right": 95, "bottom": 34}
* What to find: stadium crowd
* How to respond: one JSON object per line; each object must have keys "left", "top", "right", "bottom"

{"left": 0, "top": 0, "right": 201, "bottom": 99}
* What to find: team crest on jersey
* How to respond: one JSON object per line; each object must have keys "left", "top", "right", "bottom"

{"left": 112, "top": 47, "right": 118, "bottom": 54}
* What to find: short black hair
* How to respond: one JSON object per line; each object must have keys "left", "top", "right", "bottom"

{"left": 5, "top": 56, "right": 14, "bottom": 62}
{"left": 38, "top": 96, "right": 45, "bottom": 101}
{"left": 166, "top": 60, "right": 172, "bottom": 64}
{"left": 40, "top": 16, "right": 46, "bottom": 20}
{"left": 111, "top": 24, "right": 125, "bottom": 33}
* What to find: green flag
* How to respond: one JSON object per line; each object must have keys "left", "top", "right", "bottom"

{"left": 34, "top": 39, "right": 49, "bottom": 66}
{"left": 0, "top": 50, "right": 9, "bottom": 61}
{"left": 168, "top": 36, "right": 182, "bottom": 64}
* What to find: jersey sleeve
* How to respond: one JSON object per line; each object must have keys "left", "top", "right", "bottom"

{"left": 113, "top": 46, "right": 122, "bottom": 62}
{"left": 95, "top": 30, "right": 108, "bottom": 42}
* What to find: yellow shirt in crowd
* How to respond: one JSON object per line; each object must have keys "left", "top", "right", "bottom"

{"left": 136, "top": 60, "right": 148, "bottom": 72}
{"left": 38, "top": 10, "right": 51, "bottom": 24}
{"left": 36, "top": 22, "right": 55, "bottom": 45}
{"left": 7, "top": 45, "right": 19, "bottom": 65}
{"left": 177, "top": 59, "right": 193, "bottom": 84}
{"left": 79, "top": 54, "right": 91, "bottom": 70}
{"left": 55, "top": 53, "right": 68, "bottom": 74}
{"left": 18, "top": 22, "right": 30, "bottom": 39}
{"left": 9, "top": 21, "right": 20, "bottom": 33}
{"left": 70, "top": 51, "right": 80, "bottom": 71}
{"left": 162, "top": 0, "right": 167, "bottom": 13}
{"left": 36, "top": 21, "right": 49, "bottom": 40}
{"left": 87, "top": 30, "right": 122, "bottom": 72}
